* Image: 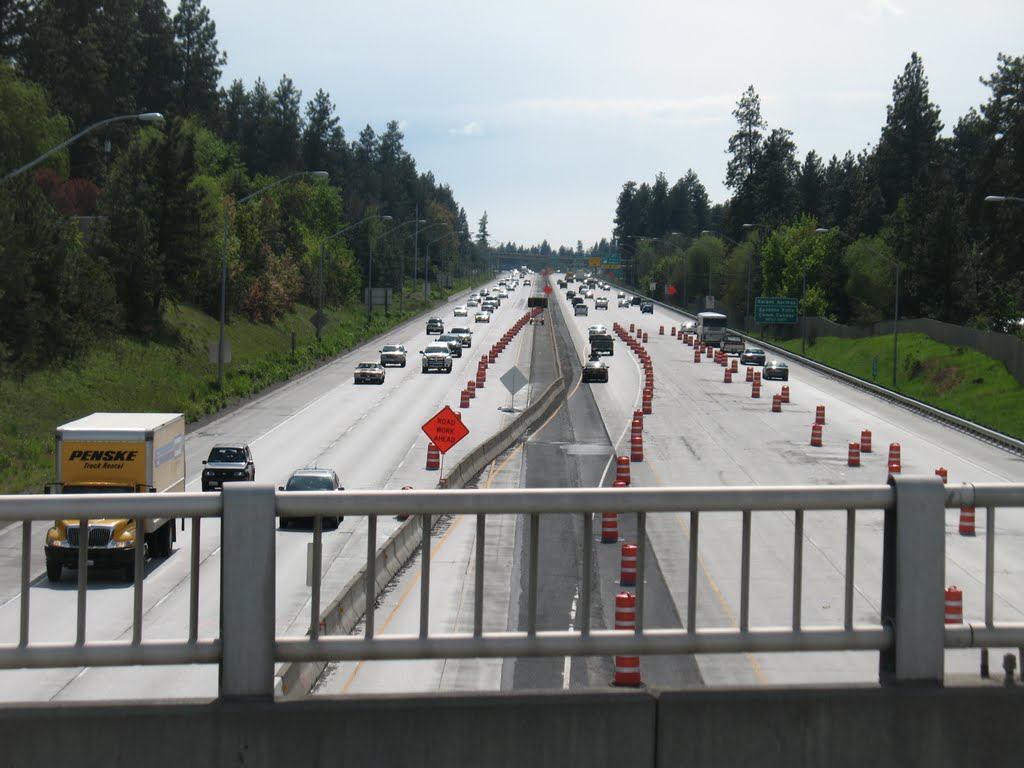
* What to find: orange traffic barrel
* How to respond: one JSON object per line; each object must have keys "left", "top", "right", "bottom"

{"left": 935, "top": 467, "right": 948, "bottom": 484}
{"left": 887, "top": 443, "right": 902, "bottom": 473}
{"left": 745, "top": 366, "right": 753, "bottom": 382}
{"left": 810, "top": 423, "right": 823, "bottom": 447}
{"left": 944, "top": 586, "right": 963, "bottom": 624}
{"left": 620, "top": 544, "right": 638, "bottom": 586}
{"left": 426, "top": 442, "right": 441, "bottom": 470}
{"left": 959, "top": 505, "right": 976, "bottom": 536}
{"left": 642, "top": 332, "right": 649, "bottom": 343}
{"left": 475, "top": 370, "right": 486, "bottom": 389}
{"left": 815, "top": 405, "right": 826, "bottom": 425}
{"left": 848, "top": 442, "right": 861, "bottom": 467}
{"left": 630, "top": 434, "right": 644, "bottom": 462}
{"left": 705, "top": 346, "right": 713, "bottom": 359}
{"left": 724, "top": 369, "right": 732, "bottom": 383}
{"left": 771, "top": 394, "right": 782, "bottom": 412}
{"left": 601, "top": 512, "right": 619, "bottom": 543}
{"left": 631, "top": 419, "right": 643, "bottom": 442}
{"left": 616, "top": 456, "right": 631, "bottom": 486}
{"left": 780, "top": 384, "right": 790, "bottom": 403}
{"left": 670, "top": 326, "right": 676, "bottom": 337}
{"left": 459, "top": 389, "right": 470, "bottom": 409}
{"left": 659, "top": 325, "right": 664, "bottom": 335}
{"left": 693, "top": 349, "right": 701, "bottom": 363}
{"left": 753, "top": 370, "right": 761, "bottom": 383}
{"left": 467, "top": 380, "right": 476, "bottom": 398}
{"left": 751, "top": 381, "right": 761, "bottom": 399}
{"left": 731, "top": 359, "right": 739, "bottom": 373}
{"left": 633, "top": 409, "right": 643, "bottom": 425}
{"left": 613, "top": 592, "right": 641, "bottom": 686}
{"left": 642, "top": 390, "right": 653, "bottom": 415}
{"left": 396, "top": 485, "right": 415, "bottom": 520}
{"left": 629, "top": 323, "right": 635, "bottom": 333}
{"left": 860, "top": 429, "right": 872, "bottom": 453}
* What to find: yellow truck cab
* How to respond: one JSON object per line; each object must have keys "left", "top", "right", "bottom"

{"left": 43, "top": 413, "right": 185, "bottom": 582}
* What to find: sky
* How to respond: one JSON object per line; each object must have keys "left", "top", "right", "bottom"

{"left": 201, "top": 0, "right": 1023, "bottom": 250}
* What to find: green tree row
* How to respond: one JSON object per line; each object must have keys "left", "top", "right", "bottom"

{"left": 614, "top": 52, "right": 1024, "bottom": 334}
{"left": 0, "top": 1, "right": 486, "bottom": 378}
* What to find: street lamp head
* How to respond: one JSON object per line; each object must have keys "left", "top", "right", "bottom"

{"left": 381, "top": 215, "right": 394, "bottom": 221}
{"left": 814, "top": 228, "right": 831, "bottom": 234}
{"left": 309, "top": 171, "right": 329, "bottom": 179}
{"left": 137, "top": 112, "right": 165, "bottom": 124}
{"left": 741, "top": 223, "right": 756, "bottom": 230}
{"left": 700, "top": 230, "right": 713, "bottom": 236}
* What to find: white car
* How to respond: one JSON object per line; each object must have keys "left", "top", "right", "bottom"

{"left": 453, "top": 305, "right": 468, "bottom": 317}
{"left": 467, "top": 298, "right": 479, "bottom": 307}
{"left": 475, "top": 311, "right": 491, "bottom": 323}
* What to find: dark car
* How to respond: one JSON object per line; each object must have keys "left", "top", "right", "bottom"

{"left": 278, "top": 468, "right": 344, "bottom": 529}
{"left": 763, "top": 360, "right": 790, "bottom": 381}
{"left": 581, "top": 356, "right": 609, "bottom": 383}
{"left": 426, "top": 317, "right": 444, "bottom": 334}
{"left": 640, "top": 302, "right": 654, "bottom": 314}
{"left": 630, "top": 295, "right": 643, "bottom": 306}
{"left": 437, "top": 334, "right": 463, "bottom": 358}
{"left": 201, "top": 444, "right": 255, "bottom": 492}
{"left": 740, "top": 347, "right": 767, "bottom": 366}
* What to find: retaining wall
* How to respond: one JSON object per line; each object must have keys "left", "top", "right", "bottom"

{"left": 3, "top": 685, "right": 1019, "bottom": 768}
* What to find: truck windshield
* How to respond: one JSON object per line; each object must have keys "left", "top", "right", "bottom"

{"left": 209, "top": 448, "right": 243, "bottom": 462}
{"left": 703, "top": 317, "right": 727, "bottom": 328}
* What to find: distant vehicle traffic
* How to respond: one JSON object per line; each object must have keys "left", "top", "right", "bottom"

{"left": 574, "top": 303, "right": 589, "bottom": 316}
{"left": 453, "top": 305, "right": 468, "bottom": 317}
{"left": 379, "top": 344, "right": 407, "bottom": 367}
{"left": 640, "top": 302, "right": 654, "bottom": 314}
{"left": 474, "top": 311, "right": 490, "bottom": 323}
{"left": 721, "top": 333, "right": 745, "bottom": 355}
{"left": 595, "top": 297, "right": 609, "bottom": 310}
{"left": 421, "top": 342, "right": 454, "bottom": 373}
{"left": 696, "top": 311, "right": 728, "bottom": 346}
{"left": 353, "top": 361, "right": 386, "bottom": 384}
{"left": 582, "top": 356, "right": 609, "bottom": 383}
{"left": 763, "top": 360, "right": 790, "bottom": 381}
{"left": 740, "top": 347, "right": 767, "bottom": 366}
{"left": 449, "top": 326, "right": 473, "bottom": 347}
{"left": 278, "top": 468, "right": 344, "bottom": 529}
{"left": 437, "top": 334, "right": 463, "bottom": 357}
{"left": 426, "top": 317, "right": 444, "bottom": 334}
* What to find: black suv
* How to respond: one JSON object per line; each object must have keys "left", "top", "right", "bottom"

{"left": 201, "top": 444, "right": 255, "bottom": 491}
{"left": 426, "top": 317, "right": 444, "bottom": 334}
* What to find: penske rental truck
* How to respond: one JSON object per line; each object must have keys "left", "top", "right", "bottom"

{"left": 43, "top": 413, "right": 185, "bottom": 582}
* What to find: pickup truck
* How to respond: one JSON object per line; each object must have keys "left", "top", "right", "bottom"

{"left": 721, "top": 333, "right": 746, "bottom": 355}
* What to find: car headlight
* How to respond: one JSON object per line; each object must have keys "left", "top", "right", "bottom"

{"left": 235, "top": 470, "right": 247, "bottom": 477}
{"left": 203, "top": 469, "right": 213, "bottom": 476}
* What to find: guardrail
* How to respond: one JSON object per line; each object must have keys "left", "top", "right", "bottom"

{"left": 2, "top": 477, "right": 1022, "bottom": 699}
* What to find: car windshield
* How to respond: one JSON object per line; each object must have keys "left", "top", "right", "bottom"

{"left": 382, "top": 345, "right": 402, "bottom": 353}
{"left": 357, "top": 363, "right": 378, "bottom": 369}
{"left": 426, "top": 345, "right": 450, "bottom": 354}
{"left": 285, "top": 475, "right": 335, "bottom": 491}
{"left": 209, "top": 447, "right": 244, "bottom": 462}
{"left": 747, "top": 349, "right": 764, "bottom": 355}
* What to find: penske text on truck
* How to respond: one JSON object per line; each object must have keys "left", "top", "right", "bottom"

{"left": 43, "top": 413, "right": 185, "bottom": 582}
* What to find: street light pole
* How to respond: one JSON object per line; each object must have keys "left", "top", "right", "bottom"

{"left": 1, "top": 112, "right": 165, "bottom": 184}
{"left": 815, "top": 227, "right": 900, "bottom": 388}
{"left": 317, "top": 214, "right": 392, "bottom": 341}
{"left": 219, "top": 170, "right": 329, "bottom": 389}
{"left": 369, "top": 218, "right": 425, "bottom": 323}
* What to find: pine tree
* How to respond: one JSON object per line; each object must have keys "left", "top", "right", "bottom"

{"left": 725, "top": 85, "right": 766, "bottom": 191}
{"left": 171, "top": 0, "right": 225, "bottom": 124}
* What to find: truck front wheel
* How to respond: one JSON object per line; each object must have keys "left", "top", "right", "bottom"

{"left": 46, "top": 560, "right": 62, "bottom": 582}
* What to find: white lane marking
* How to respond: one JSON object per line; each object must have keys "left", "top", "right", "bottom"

{"left": 562, "top": 584, "right": 579, "bottom": 689}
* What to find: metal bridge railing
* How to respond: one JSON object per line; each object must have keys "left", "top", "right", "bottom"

{"left": 1, "top": 477, "right": 1022, "bottom": 698}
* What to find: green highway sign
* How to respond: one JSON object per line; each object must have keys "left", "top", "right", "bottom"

{"left": 755, "top": 296, "right": 799, "bottom": 324}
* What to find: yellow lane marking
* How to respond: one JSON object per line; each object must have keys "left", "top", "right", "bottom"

{"left": 646, "top": 455, "right": 768, "bottom": 684}
{"left": 340, "top": 426, "right": 522, "bottom": 693}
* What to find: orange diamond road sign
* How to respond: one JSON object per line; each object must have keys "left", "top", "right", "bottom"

{"left": 421, "top": 405, "right": 470, "bottom": 454}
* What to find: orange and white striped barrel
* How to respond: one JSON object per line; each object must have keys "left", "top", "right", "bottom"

{"left": 751, "top": 381, "right": 761, "bottom": 399}
{"left": 887, "top": 442, "right": 901, "bottom": 473}
{"left": 771, "top": 394, "right": 782, "bottom": 412}
{"left": 780, "top": 384, "right": 790, "bottom": 403}
{"left": 810, "top": 424, "right": 823, "bottom": 447}
{"left": 630, "top": 435, "right": 644, "bottom": 462}
{"left": 426, "top": 442, "right": 441, "bottom": 470}
{"left": 459, "top": 389, "right": 470, "bottom": 409}
{"left": 724, "top": 369, "right": 732, "bottom": 383}
{"left": 959, "top": 506, "right": 976, "bottom": 536}
{"left": 848, "top": 442, "right": 861, "bottom": 467}
{"left": 746, "top": 366, "right": 754, "bottom": 382}
{"left": 613, "top": 592, "right": 641, "bottom": 686}
{"left": 860, "top": 429, "right": 872, "bottom": 453}
{"left": 601, "top": 512, "right": 619, "bottom": 544}
{"left": 620, "top": 544, "right": 638, "bottom": 586}
{"left": 944, "top": 586, "right": 963, "bottom": 624}
{"left": 616, "top": 456, "right": 631, "bottom": 486}
{"left": 815, "top": 405, "right": 826, "bottom": 425}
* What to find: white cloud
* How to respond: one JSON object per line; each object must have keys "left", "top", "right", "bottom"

{"left": 448, "top": 121, "right": 484, "bottom": 137}
{"left": 505, "top": 95, "right": 734, "bottom": 124}
{"left": 849, "top": 0, "right": 905, "bottom": 22}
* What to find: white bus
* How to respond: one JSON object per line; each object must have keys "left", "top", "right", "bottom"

{"left": 696, "top": 311, "right": 728, "bottom": 346}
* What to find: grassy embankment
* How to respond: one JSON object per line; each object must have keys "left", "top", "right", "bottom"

{"left": 0, "top": 280, "right": 479, "bottom": 495}
{"left": 771, "top": 332, "right": 1024, "bottom": 440}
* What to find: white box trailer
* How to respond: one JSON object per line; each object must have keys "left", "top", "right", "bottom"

{"left": 44, "top": 413, "right": 185, "bottom": 582}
